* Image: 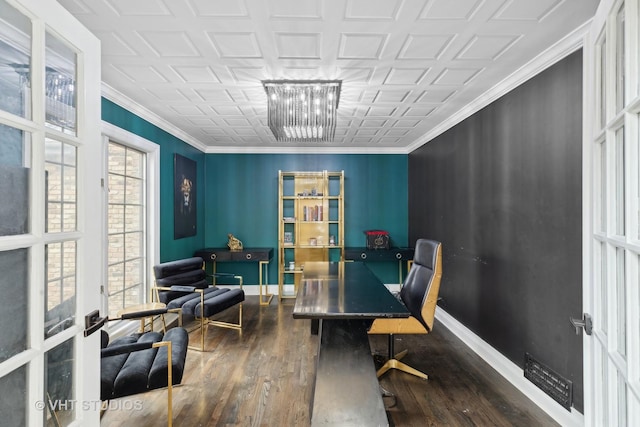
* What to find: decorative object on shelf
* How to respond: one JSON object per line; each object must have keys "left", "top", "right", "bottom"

{"left": 289, "top": 261, "right": 295, "bottom": 271}
{"left": 309, "top": 237, "right": 317, "bottom": 246}
{"left": 284, "top": 231, "right": 293, "bottom": 244}
{"left": 329, "top": 235, "right": 335, "bottom": 246}
{"left": 364, "top": 230, "right": 390, "bottom": 250}
{"left": 174, "top": 154, "right": 197, "bottom": 239}
{"left": 262, "top": 80, "right": 341, "bottom": 142}
{"left": 227, "top": 233, "right": 243, "bottom": 251}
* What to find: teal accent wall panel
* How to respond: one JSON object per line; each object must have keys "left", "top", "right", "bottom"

{"left": 204, "top": 154, "right": 408, "bottom": 284}
{"left": 102, "top": 98, "right": 206, "bottom": 261}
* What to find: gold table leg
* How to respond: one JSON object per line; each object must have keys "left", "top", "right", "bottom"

{"left": 259, "top": 260, "right": 273, "bottom": 305}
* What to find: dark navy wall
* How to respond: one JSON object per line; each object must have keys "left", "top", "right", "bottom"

{"left": 101, "top": 98, "right": 206, "bottom": 261}
{"left": 204, "top": 154, "right": 408, "bottom": 284}
{"left": 408, "top": 51, "right": 583, "bottom": 411}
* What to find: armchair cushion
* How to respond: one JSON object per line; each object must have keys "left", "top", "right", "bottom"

{"left": 100, "top": 328, "right": 189, "bottom": 400}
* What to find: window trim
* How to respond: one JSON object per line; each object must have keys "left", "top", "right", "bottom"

{"left": 101, "top": 121, "right": 159, "bottom": 328}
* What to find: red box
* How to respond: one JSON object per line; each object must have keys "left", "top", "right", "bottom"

{"left": 364, "top": 230, "right": 390, "bottom": 250}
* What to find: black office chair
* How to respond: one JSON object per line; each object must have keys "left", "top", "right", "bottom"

{"left": 368, "top": 238, "right": 443, "bottom": 379}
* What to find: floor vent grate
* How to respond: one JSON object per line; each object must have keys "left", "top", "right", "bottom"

{"left": 524, "top": 352, "right": 572, "bottom": 410}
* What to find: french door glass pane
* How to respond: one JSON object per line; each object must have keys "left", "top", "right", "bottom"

{"left": 599, "top": 37, "right": 607, "bottom": 129}
{"left": 617, "top": 372, "right": 627, "bottom": 426}
{"left": 616, "top": 4, "right": 626, "bottom": 112}
{"left": 598, "top": 140, "right": 606, "bottom": 232}
{"left": 0, "top": 365, "right": 27, "bottom": 427}
{"left": 615, "top": 127, "right": 625, "bottom": 236}
{"left": 45, "top": 338, "right": 75, "bottom": 426}
{"left": 0, "top": 124, "right": 30, "bottom": 236}
{"left": 0, "top": 248, "right": 28, "bottom": 363}
{"left": 45, "top": 138, "right": 76, "bottom": 233}
{"left": 615, "top": 247, "right": 626, "bottom": 358}
{"left": 0, "top": 0, "right": 31, "bottom": 119}
{"left": 45, "top": 32, "right": 76, "bottom": 135}
{"left": 600, "top": 242, "right": 608, "bottom": 334}
{"left": 45, "top": 242, "right": 76, "bottom": 339}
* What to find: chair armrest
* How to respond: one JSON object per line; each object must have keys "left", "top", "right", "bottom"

{"left": 120, "top": 307, "right": 168, "bottom": 320}
{"left": 169, "top": 285, "right": 197, "bottom": 293}
{"left": 101, "top": 341, "right": 154, "bottom": 358}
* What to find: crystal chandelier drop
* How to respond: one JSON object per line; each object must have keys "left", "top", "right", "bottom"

{"left": 262, "top": 80, "right": 341, "bottom": 142}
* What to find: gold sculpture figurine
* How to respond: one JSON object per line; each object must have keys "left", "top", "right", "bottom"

{"left": 227, "top": 233, "right": 243, "bottom": 251}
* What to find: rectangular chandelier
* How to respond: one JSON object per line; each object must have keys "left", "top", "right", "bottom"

{"left": 262, "top": 80, "right": 341, "bottom": 142}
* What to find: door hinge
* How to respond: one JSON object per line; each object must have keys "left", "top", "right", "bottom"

{"left": 570, "top": 313, "right": 593, "bottom": 335}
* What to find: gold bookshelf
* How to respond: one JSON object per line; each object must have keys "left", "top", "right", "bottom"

{"left": 278, "top": 170, "right": 344, "bottom": 301}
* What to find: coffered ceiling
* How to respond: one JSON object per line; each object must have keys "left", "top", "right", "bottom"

{"left": 58, "top": 0, "right": 599, "bottom": 153}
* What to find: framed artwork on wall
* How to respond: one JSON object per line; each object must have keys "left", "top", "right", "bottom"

{"left": 174, "top": 153, "right": 196, "bottom": 239}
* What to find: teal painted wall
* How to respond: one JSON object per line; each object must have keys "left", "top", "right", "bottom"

{"left": 204, "top": 154, "right": 408, "bottom": 284}
{"left": 102, "top": 98, "right": 206, "bottom": 261}
{"left": 102, "top": 98, "right": 409, "bottom": 284}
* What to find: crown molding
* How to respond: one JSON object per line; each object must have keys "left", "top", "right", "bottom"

{"left": 406, "top": 19, "right": 592, "bottom": 154}
{"left": 101, "top": 83, "right": 209, "bottom": 153}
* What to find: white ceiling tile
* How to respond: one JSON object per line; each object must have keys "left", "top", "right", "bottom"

{"left": 338, "top": 34, "right": 388, "bottom": 59}
{"left": 188, "top": 0, "right": 249, "bottom": 17}
{"left": 207, "top": 32, "right": 263, "bottom": 58}
{"left": 104, "top": 0, "right": 170, "bottom": 16}
{"left": 145, "top": 88, "right": 188, "bottom": 101}
{"left": 415, "top": 89, "right": 455, "bottom": 103}
{"left": 171, "top": 66, "right": 220, "bottom": 83}
{"left": 402, "top": 106, "right": 436, "bottom": 117}
{"left": 355, "top": 128, "right": 379, "bottom": 136}
{"left": 345, "top": 0, "right": 402, "bottom": 20}
{"left": 268, "top": 0, "right": 322, "bottom": 19}
{"left": 111, "top": 64, "right": 168, "bottom": 83}
{"left": 383, "top": 68, "right": 429, "bottom": 85}
{"left": 336, "top": 67, "right": 375, "bottom": 83}
{"left": 213, "top": 107, "right": 244, "bottom": 116}
{"left": 137, "top": 31, "right": 200, "bottom": 57}
{"left": 280, "top": 67, "right": 322, "bottom": 79}
{"left": 360, "top": 119, "right": 388, "bottom": 127}
{"left": 171, "top": 105, "right": 205, "bottom": 115}
{"left": 201, "top": 128, "right": 229, "bottom": 136}
{"left": 493, "top": 0, "right": 563, "bottom": 22}
{"left": 366, "top": 106, "right": 397, "bottom": 116}
{"left": 193, "top": 89, "right": 235, "bottom": 103}
{"left": 188, "top": 118, "right": 216, "bottom": 126}
{"left": 420, "top": 0, "right": 483, "bottom": 20}
{"left": 378, "top": 137, "right": 402, "bottom": 144}
{"left": 373, "top": 90, "right": 411, "bottom": 103}
{"left": 58, "top": 0, "right": 92, "bottom": 15}
{"left": 393, "top": 119, "right": 420, "bottom": 127}
{"left": 94, "top": 31, "right": 138, "bottom": 56}
{"left": 224, "top": 118, "right": 251, "bottom": 127}
{"left": 431, "top": 67, "right": 482, "bottom": 85}
{"left": 454, "top": 35, "right": 521, "bottom": 60}
{"left": 276, "top": 33, "right": 322, "bottom": 59}
{"left": 233, "top": 128, "right": 258, "bottom": 136}
{"left": 351, "top": 136, "right": 376, "bottom": 143}
{"left": 384, "top": 128, "right": 410, "bottom": 136}
{"left": 229, "top": 67, "right": 269, "bottom": 83}
{"left": 397, "top": 34, "right": 454, "bottom": 60}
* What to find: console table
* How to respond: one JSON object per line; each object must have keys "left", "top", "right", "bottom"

{"left": 194, "top": 247, "right": 274, "bottom": 305}
{"left": 293, "top": 262, "right": 409, "bottom": 426}
{"left": 344, "top": 247, "right": 414, "bottom": 283}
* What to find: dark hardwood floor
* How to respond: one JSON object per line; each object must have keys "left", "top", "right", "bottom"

{"left": 101, "top": 296, "right": 558, "bottom": 426}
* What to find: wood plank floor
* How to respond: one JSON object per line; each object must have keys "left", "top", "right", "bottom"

{"left": 101, "top": 296, "right": 559, "bottom": 426}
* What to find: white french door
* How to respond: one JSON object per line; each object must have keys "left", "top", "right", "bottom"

{"left": 585, "top": 0, "right": 640, "bottom": 425}
{"left": 0, "top": 0, "right": 101, "bottom": 426}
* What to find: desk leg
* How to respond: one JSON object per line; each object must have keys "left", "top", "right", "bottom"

{"left": 311, "top": 319, "right": 389, "bottom": 426}
{"left": 259, "top": 260, "right": 273, "bottom": 305}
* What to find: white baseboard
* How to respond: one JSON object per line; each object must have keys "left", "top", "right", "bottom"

{"left": 435, "top": 308, "right": 584, "bottom": 427}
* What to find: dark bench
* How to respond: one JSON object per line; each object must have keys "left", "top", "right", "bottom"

{"left": 100, "top": 327, "right": 189, "bottom": 427}
{"left": 153, "top": 256, "right": 244, "bottom": 351}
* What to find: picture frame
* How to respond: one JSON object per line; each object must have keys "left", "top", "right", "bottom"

{"left": 174, "top": 154, "right": 197, "bottom": 239}
{"left": 284, "top": 231, "right": 293, "bottom": 244}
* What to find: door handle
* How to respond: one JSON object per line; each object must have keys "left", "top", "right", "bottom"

{"left": 569, "top": 313, "right": 592, "bottom": 335}
{"left": 84, "top": 310, "right": 107, "bottom": 337}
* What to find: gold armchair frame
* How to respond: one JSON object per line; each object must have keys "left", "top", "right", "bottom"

{"left": 152, "top": 274, "right": 243, "bottom": 352}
